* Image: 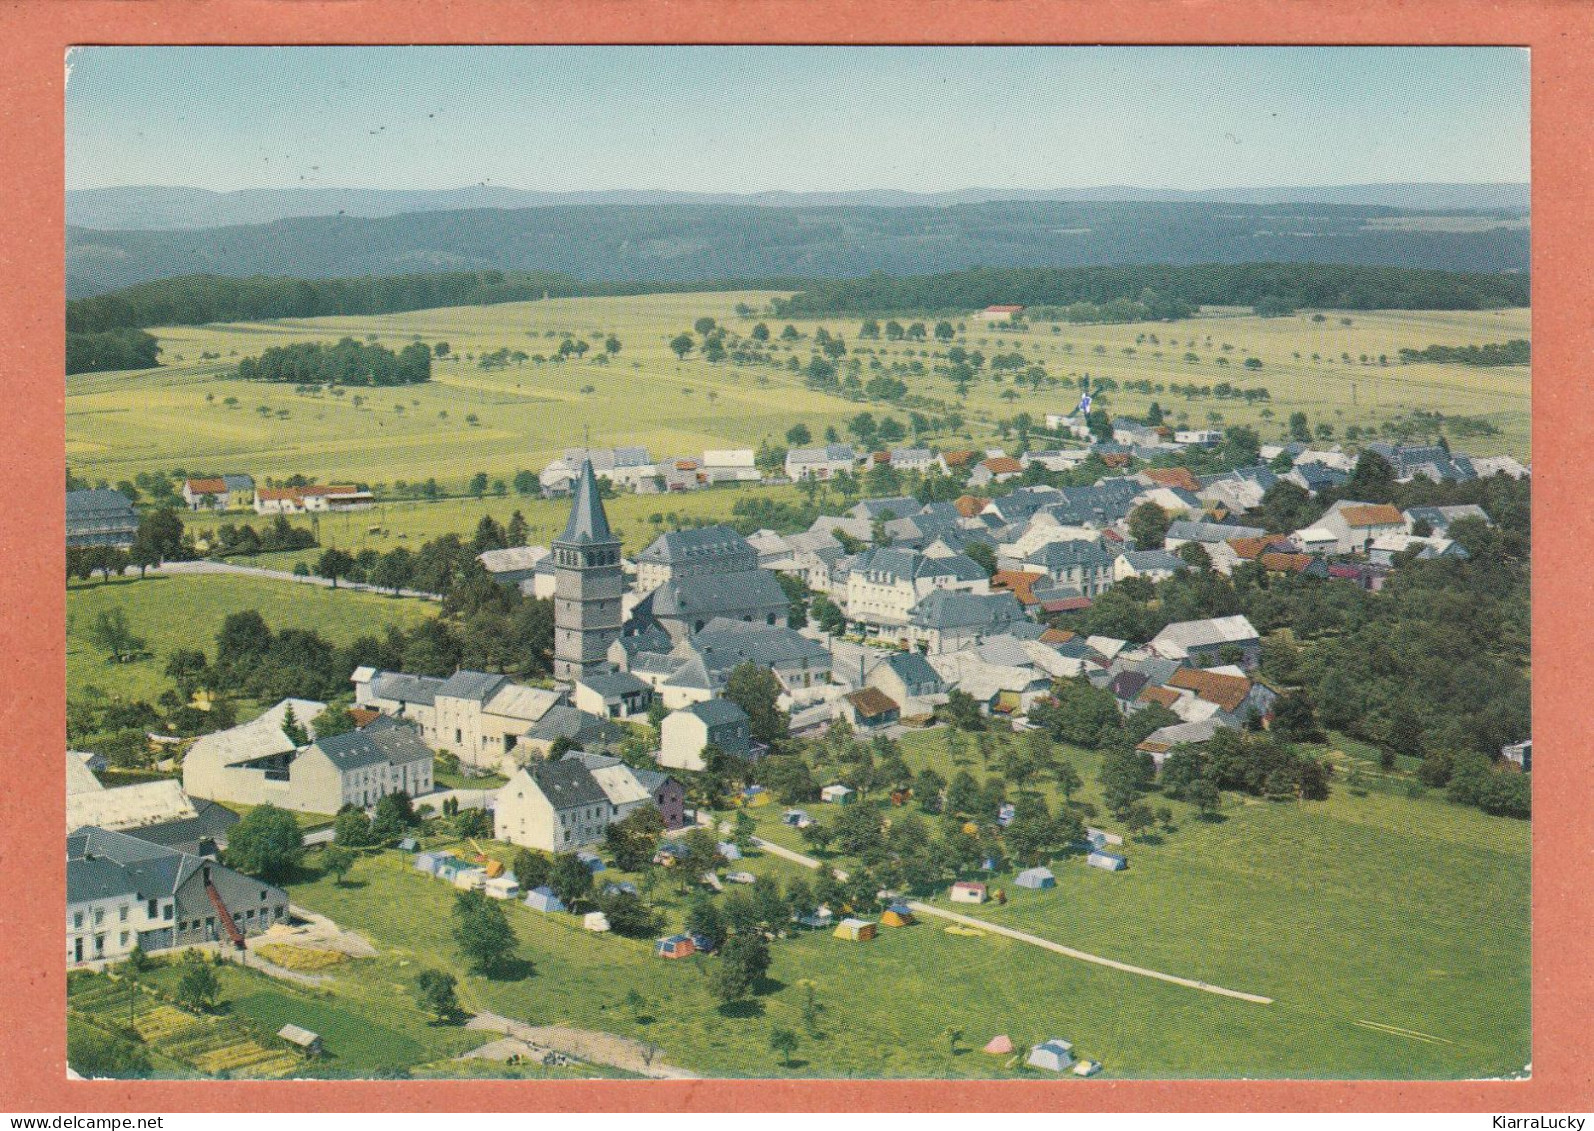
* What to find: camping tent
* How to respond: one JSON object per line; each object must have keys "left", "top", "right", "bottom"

{"left": 1026, "top": 1039, "right": 1075, "bottom": 1072}
{"left": 1087, "top": 851, "right": 1128, "bottom": 871}
{"left": 950, "top": 881, "right": 988, "bottom": 904}
{"left": 484, "top": 876, "right": 521, "bottom": 900}
{"left": 983, "top": 1035, "right": 1014, "bottom": 1056}
{"left": 881, "top": 904, "right": 915, "bottom": 928}
{"left": 583, "top": 912, "right": 611, "bottom": 933}
{"left": 717, "top": 841, "right": 743, "bottom": 861}
{"left": 576, "top": 851, "right": 606, "bottom": 873}
{"left": 655, "top": 934, "right": 695, "bottom": 959}
{"left": 602, "top": 881, "right": 639, "bottom": 897}
{"left": 833, "top": 918, "right": 877, "bottom": 942}
{"left": 525, "top": 885, "right": 566, "bottom": 913}
{"left": 821, "top": 784, "right": 855, "bottom": 805}
{"left": 1015, "top": 867, "right": 1056, "bottom": 889}
{"left": 414, "top": 851, "right": 454, "bottom": 875}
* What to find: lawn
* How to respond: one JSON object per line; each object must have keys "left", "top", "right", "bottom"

{"left": 67, "top": 572, "right": 436, "bottom": 708}
{"left": 66, "top": 292, "right": 1530, "bottom": 498}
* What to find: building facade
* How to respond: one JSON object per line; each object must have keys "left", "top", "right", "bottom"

{"left": 552, "top": 460, "right": 625, "bottom": 680}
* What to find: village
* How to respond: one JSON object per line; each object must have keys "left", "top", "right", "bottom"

{"left": 65, "top": 369, "right": 1532, "bottom": 1079}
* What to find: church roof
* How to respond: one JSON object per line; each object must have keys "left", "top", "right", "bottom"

{"left": 556, "top": 460, "right": 616, "bottom": 547}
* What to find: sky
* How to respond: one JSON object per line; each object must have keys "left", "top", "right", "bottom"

{"left": 65, "top": 46, "right": 1530, "bottom": 194}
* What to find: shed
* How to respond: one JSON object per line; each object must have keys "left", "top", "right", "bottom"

{"left": 576, "top": 851, "right": 606, "bottom": 873}
{"left": 583, "top": 912, "right": 611, "bottom": 933}
{"left": 950, "top": 881, "right": 988, "bottom": 904}
{"left": 833, "top": 917, "right": 877, "bottom": 942}
{"left": 1015, "top": 867, "right": 1056, "bottom": 889}
{"left": 821, "top": 784, "right": 855, "bottom": 805}
{"left": 483, "top": 876, "right": 521, "bottom": 900}
{"left": 717, "top": 841, "right": 743, "bottom": 861}
{"left": 655, "top": 934, "right": 696, "bottom": 959}
{"left": 1026, "top": 1039, "right": 1075, "bottom": 1072}
{"left": 277, "top": 1024, "right": 322, "bottom": 1057}
{"left": 1087, "top": 851, "right": 1127, "bottom": 871}
{"left": 983, "top": 1034, "right": 1014, "bottom": 1055}
{"left": 880, "top": 904, "right": 915, "bottom": 928}
{"left": 525, "top": 885, "right": 566, "bottom": 913}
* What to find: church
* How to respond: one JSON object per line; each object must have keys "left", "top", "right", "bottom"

{"left": 552, "top": 460, "right": 625, "bottom": 680}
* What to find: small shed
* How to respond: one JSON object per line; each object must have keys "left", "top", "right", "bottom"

{"left": 277, "top": 1024, "right": 322, "bottom": 1058}
{"left": 983, "top": 1034, "right": 1014, "bottom": 1056}
{"left": 717, "top": 841, "right": 743, "bottom": 861}
{"left": 576, "top": 851, "right": 606, "bottom": 873}
{"left": 1087, "top": 851, "right": 1128, "bottom": 872}
{"left": 484, "top": 875, "right": 521, "bottom": 900}
{"left": 880, "top": 904, "right": 915, "bottom": 928}
{"left": 655, "top": 934, "right": 696, "bottom": 959}
{"left": 833, "top": 917, "right": 877, "bottom": 942}
{"left": 1015, "top": 867, "right": 1056, "bottom": 889}
{"left": 821, "top": 784, "right": 855, "bottom": 805}
{"left": 950, "top": 881, "right": 988, "bottom": 904}
{"left": 583, "top": 912, "right": 611, "bottom": 933}
{"left": 1026, "top": 1039, "right": 1075, "bottom": 1073}
{"left": 525, "top": 885, "right": 566, "bottom": 913}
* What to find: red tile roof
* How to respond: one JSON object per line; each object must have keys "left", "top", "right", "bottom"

{"left": 1038, "top": 628, "right": 1076, "bottom": 645}
{"left": 1100, "top": 453, "right": 1131, "bottom": 469}
{"left": 990, "top": 570, "right": 1044, "bottom": 606}
{"left": 1145, "top": 467, "right": 1201, "bottom": 493}
{"left": 186, "top": 477, "right": 227, "bottom": 494}
{"left": 980, "top": 457, "right": 1024, "bottom": 475}
{"left": 1341, "top": 504, "right": 1404, "bottom": 528}
{"left": 1167, "top": 668, "right": 1253, "bottom": 713}
{"left": 1137, "top": 685, "right": 1182, "bottom": 709}
{"left": 1040, "top": 596, "right": 1093, "bottom": 613}
{"left": 844, "top": 687, "right": 900, "bottom": 719}
{"left": 953, "top": 494, "right": 989, "bottom": 518}
{"left": 350, "top": 707, "right": 382, "bottom": 728}
{"left": 1259, "top": 551, "right": 1315, "bottom": 573}
{"left": 941, "top": 450, "right": 978, "bottom": 468}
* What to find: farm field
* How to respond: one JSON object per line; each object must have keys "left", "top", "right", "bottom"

{"left": 67, "top": 572, "right": 436, "bottom": 706}
{"left": 65, "top": 291, "right": 1531, "bottom": 496}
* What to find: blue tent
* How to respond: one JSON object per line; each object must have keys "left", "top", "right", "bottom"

{"left": 1015, "top": 867, "right": 1056, "bottom": 889}
{"left": 689, "top": 932, "right": 718, "bottom": 954}
{"left": 717, "top": 841, "right": 743, "bottom": 861}
{"left": 576, "top": 851, "right": 606, "bottom": 873}
{"left": 525, "top": 885, "right": 567, "bottom": 912}
{"left": 997, "top": 803, "right": 1016, "bottom": 827}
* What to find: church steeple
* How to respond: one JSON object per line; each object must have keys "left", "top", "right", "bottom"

{"left": 552, "top": 460, "right": 623, "bottom": 681}
{"left": 558, "top": 460, "right": 614, "bottom": 546}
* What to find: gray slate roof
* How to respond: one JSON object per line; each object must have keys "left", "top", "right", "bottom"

{"left": 311, "top": 730, "right": 392, "bottom": 772}
{"left": 910, "top": 590, "right": 1026, "bottom": 631}
{"left": 686, "top": 697, "right": 750, "bottom": 727}
{"left": 529, "top": 759, "right": 611, "bottom": 810}
{"left": 362, "top": 716, "right": 434, "bottom": 766}
{"left": 638, "top": 523, "right": 755, "bottom": 565}
{"left": 437, "top": 670, "right": 511, "bottom": 703}
{"left": 556, "top": 460, "right": 617, "bottom": 547}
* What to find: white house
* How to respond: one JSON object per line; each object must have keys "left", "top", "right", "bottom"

{"left": 1313, "top": 500, "right": 1408, "bottom": 554}
{"left": 785, "top": 444, "right": 857, "bottom": 481}
{"left": 658, "top": 698, "right": 753, "bottom": 772}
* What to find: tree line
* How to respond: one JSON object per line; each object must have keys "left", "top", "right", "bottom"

{"left": 1397, "top": 339, "right": 1530, "bottom": 366}
{"left": 235, "top": 337, "right": 433, "bottom": 386}
{"left": 65, "top": 328, "right": 161, "bottom": 375}
{"left": 771, "top": 263, "right": 1530, "bottom": 318}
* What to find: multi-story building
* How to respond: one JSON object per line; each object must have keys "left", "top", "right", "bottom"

{"left": 552, "top": 460, "right": 625, "bottom": 680}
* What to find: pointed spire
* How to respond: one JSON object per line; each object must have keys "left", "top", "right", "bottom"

{"left": 557, "top": 460, "right": 614, "bottom": 546}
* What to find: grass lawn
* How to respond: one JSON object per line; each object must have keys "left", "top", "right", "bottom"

{"left": 67, "top": 293, "right": 1529, "bottom": 498}
{"left": 67, "top": 572, "right": 436, "bottom": 707}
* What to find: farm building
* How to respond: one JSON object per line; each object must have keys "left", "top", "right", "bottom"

{"left": 833, "top": 918, "right": 877, "bottom": 942}
{"left": 655, "top": 934, "right": 696, "bottom": 959}
{"left": 983, "top": 1035, "right": 1014, "bottom": 1055}
{"left": 525, "top": 886, "right": 566, "bottom": 913}
{"left": 1015, "top": 867, "right": 1056, "bottom": 889}
{"left": 979, "top": 304, "right": 1025, "bottom": 323}
{"left": 950, "top": 881, "right": 988, "bottom": 904}
{"left": 583, "top": 912, "right": 611, "bottom": 933}
{"left": 483, "top": 876, "right": 521, "bottom": 900}
{"left": 838, "top": 687, "right": 901, "bottom": 732}
{"left": 1087, "top": 851, "right": 1128, "bottom": 872}
{"left": 881, "top": 905, "right": 915, "bottom": 928}
{"left": 1026, "top": 1039, "right": 1075, "bottom": 1072}
{"left": 821, "top": 784, "right": 855, "bottom": 805}
{"left": 277, "top": 1025, "right": 323, "bottom": 1058}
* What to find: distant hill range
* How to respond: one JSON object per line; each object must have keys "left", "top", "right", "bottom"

{"left": 66, "top": 196, "right": 1530, "bottom": 299}
{"left": 68, "top": 182, "right": 1529, "bottom": 230}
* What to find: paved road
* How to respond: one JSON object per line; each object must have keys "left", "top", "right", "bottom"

{"left": 154, "top": 559, "right": 442, "bottom": 601}
{"left": 750, "top": 836, "right": 1272, "bottom": 1005}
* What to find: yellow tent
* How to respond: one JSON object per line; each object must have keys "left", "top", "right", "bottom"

{"left": 833, "top": 918, "right": 877, "bottom": 941}
{"left": 880, "top": 908, "right": 914, "bottom": 928}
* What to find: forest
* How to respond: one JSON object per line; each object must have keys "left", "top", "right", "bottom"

{"left": 235, "top": 338, "right": 433, "bottom": 386}
{"left": 1397, "top": 339, "right": 1530, "bottom": 366}
{"left": 64, "top": 328, "right": 161, "bottom": 374}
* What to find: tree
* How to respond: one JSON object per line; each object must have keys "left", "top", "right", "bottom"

{"left": 1128, "top": 502, "right": 1172, "bottom": 551}
{"left": 281, "top": 704, "right": 309, "bottom": 748}
{"left": 550, "top": 852, "right": 595, "bottom": 906}
{"left": 512, "top": 849, "right": 551, "bottom": 891}
{"left": 452, "top": 890, "right": 519, "bottom": 976}
{"left": 669, "top": 333, "right": 695, "bottom": 359}
{"left": 597, "top": 889, "right": 662, "bottom": 938}
{"left": 176, "top": 962, "right": 222, "bottom": 1013}
{"left": 225, "top": 804, "right": 304, "bottom": 881}
{"left": 333, "top": 807, "right": 374, "bottom": 848}
{"left": 321, "top": 844, "right": 356, "bottom": 886}
{"left": 414, "top": 969, "right": 460, "bottom": 1022}
{"left": 710, "top": 931, "right": 773, "bottom": 1004}
{"left": 316, "top": 548, "right": 356, "bottom": 589}
{"left": 934, "top": 320, "right": 956, "bottom": 341}
{"left": 606, "top": 805, "right": 665, "bottom": 872}
{"left": 724, "top": 662, "right": 789, "bottom": 746}
{"left": 785, "top": 423, "right": 812, "bottom": 446}
{"left": 87, "top": 608, "right": 145, "bottom": 663}
{"left": 770, "top": 1026, "right": 800, "bottom": 1067}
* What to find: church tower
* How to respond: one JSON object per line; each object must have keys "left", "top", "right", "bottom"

{"left": 552, "top": 460, "right": 624, "bottom": 680}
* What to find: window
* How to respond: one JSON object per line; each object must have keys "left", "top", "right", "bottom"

{"left": 119, "top": 905, "right": 129, "bottom": 922}
{"left": 73, "top": 911, "right": 83, "bottom": 929}
{"left": 164, "top": 905, "right": 173, "bottom": 921}
{"left": 120, "top": 931, "right": 129, "bottom": 946}
{"left": 93, "top": 908, "right": 104, "bottom": 926}
{"left": 147, "top": 899, "right": 157, "bottom": 917}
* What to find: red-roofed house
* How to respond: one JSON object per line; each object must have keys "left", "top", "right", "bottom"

{"left": 970, "top": 457, "right": 1024, "bottom": 487}
{"left": 978, "top": 305, "right": 1026, "bottom": 323}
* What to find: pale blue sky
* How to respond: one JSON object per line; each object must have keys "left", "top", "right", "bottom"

{"left": 65, "top": 46, "right": 1530, "bottom": 193}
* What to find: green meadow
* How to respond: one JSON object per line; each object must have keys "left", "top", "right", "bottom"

{"left": 66, "top": 292, "right": 1530, "bottom": 498}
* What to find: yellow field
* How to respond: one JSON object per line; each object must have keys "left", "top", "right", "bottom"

{"left": 65, "top": 291, "right": 1530, "bottom": 496}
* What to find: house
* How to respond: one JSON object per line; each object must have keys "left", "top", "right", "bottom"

{"left": 849, "top": 496, "right": 922, "bottom": 523}
{"left": 886, "top": 448, "right": 935, "bottom": 473}
{"left": 1313, "top": 500, "right": 1408, "bottom": 555}
{"left": 655, "top": 934, "right": 696, "bottom": 959}
{"left": 950, "top": 880, "right": 988, "bottom": 904}
{"left": 1403, "top": 504, "right": 1490, "bottom": 536}
{"left": 566, "top": 751, "right": 686, "bottom": 829}
{"left": 1136, "top": 718, "right": 1222, "bottom": 770}
{"left": 254, "top": 485, "right": 372, "bottom": 514}
{"left": 496, "top": 760, "right": 615, "bottom": 851}
{"left": 1148, "top": 615, "right": 1261, "bottom": 668}
{"left": 838, "top": 687, "right": 900, "bottom": 732}
{"left": 1026, "top": 1040, "right": 1076, "bottom": 1072}
{"left": 1024, "top": 449, "right": 1090, "bottom": 473}
{"left": 1087, "top": 851, "right": 1127, "bottom": 871}
{"left": 833, "top": 917, "right": 877, "bottom": 941}
{"left": 1112, "top": 549, "right": 1187, "bottom": 584}
{"left": 182, "top": 475, "right": 254, "bottom": 511}
{"left": 277, "top": 1025, "right": 323, "bottom": 1058}
{"left": 1167, "top": 667, "right": 1274, "bottom": 727}
{"left": 573, "top": 671, "right": 653, "bottom": 719}
{"left": 66, "top": 777, "right": 194, "bottom": 835}
{"left": 701, "top": 448, "right": 761, "bottom": 484}
{"left": 785, "top": 444, "right": 857, "bottom": 481}
{"left": 969, "top": 456, "right": 1025, "bottom": 487}
{"left": 1284, "top": 462, "right": 1350, "bottom": 495}
{"left": 821, "top": 784, "right": 855, "bottom": 805}
{"left": 525, "top": 886, "right": 566, "bottom": 913}
{"left": 905, "top": 590, "right": 1028, "bottom": 655}
{"left": 1174, "top": 428, "right": 1223, "bottom": 446}
{"left": 845, "top": 547, "right": 990, "bottom": 632}
{"left": 354, "top": 668, "right": 565, "bottom": 773}
{"left": 978, "top": 304, "right": 1025, "bottom": 323}
{"left": 65, "top": 489, "right": 138, "bottom": 549}
{"left": 865, "top": 650, "right": 948, "bottom": 707}
{"left": 1014, "top": 867, "right": 1056, "bottom": 889}
{"left": 1026, "top": 540, "right": 1115, "bottom": 597}
{"left": 658, "top": 698, "right": 752, "bottom": 772}
{"left": 1164, "top": 519, "right": 1267, "bottom": 551}
{"left": 67, "top": 827, "right": 289, "bottom": 964}
{"left": 477, "top": 545, "right": 550, "bottom": 588}
{"left": 628, "top": 567, "right": 790, "bottom": 642}
{"left": 635, "top": 524, "right": 760, "bottom": 593}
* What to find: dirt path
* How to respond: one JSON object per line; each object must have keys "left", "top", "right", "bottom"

{"left": 467, "top": 1012, "right": 697, "bottom": 1079}
{"left": 750, "top": 836, "right": 1272, "bottom": 1005}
